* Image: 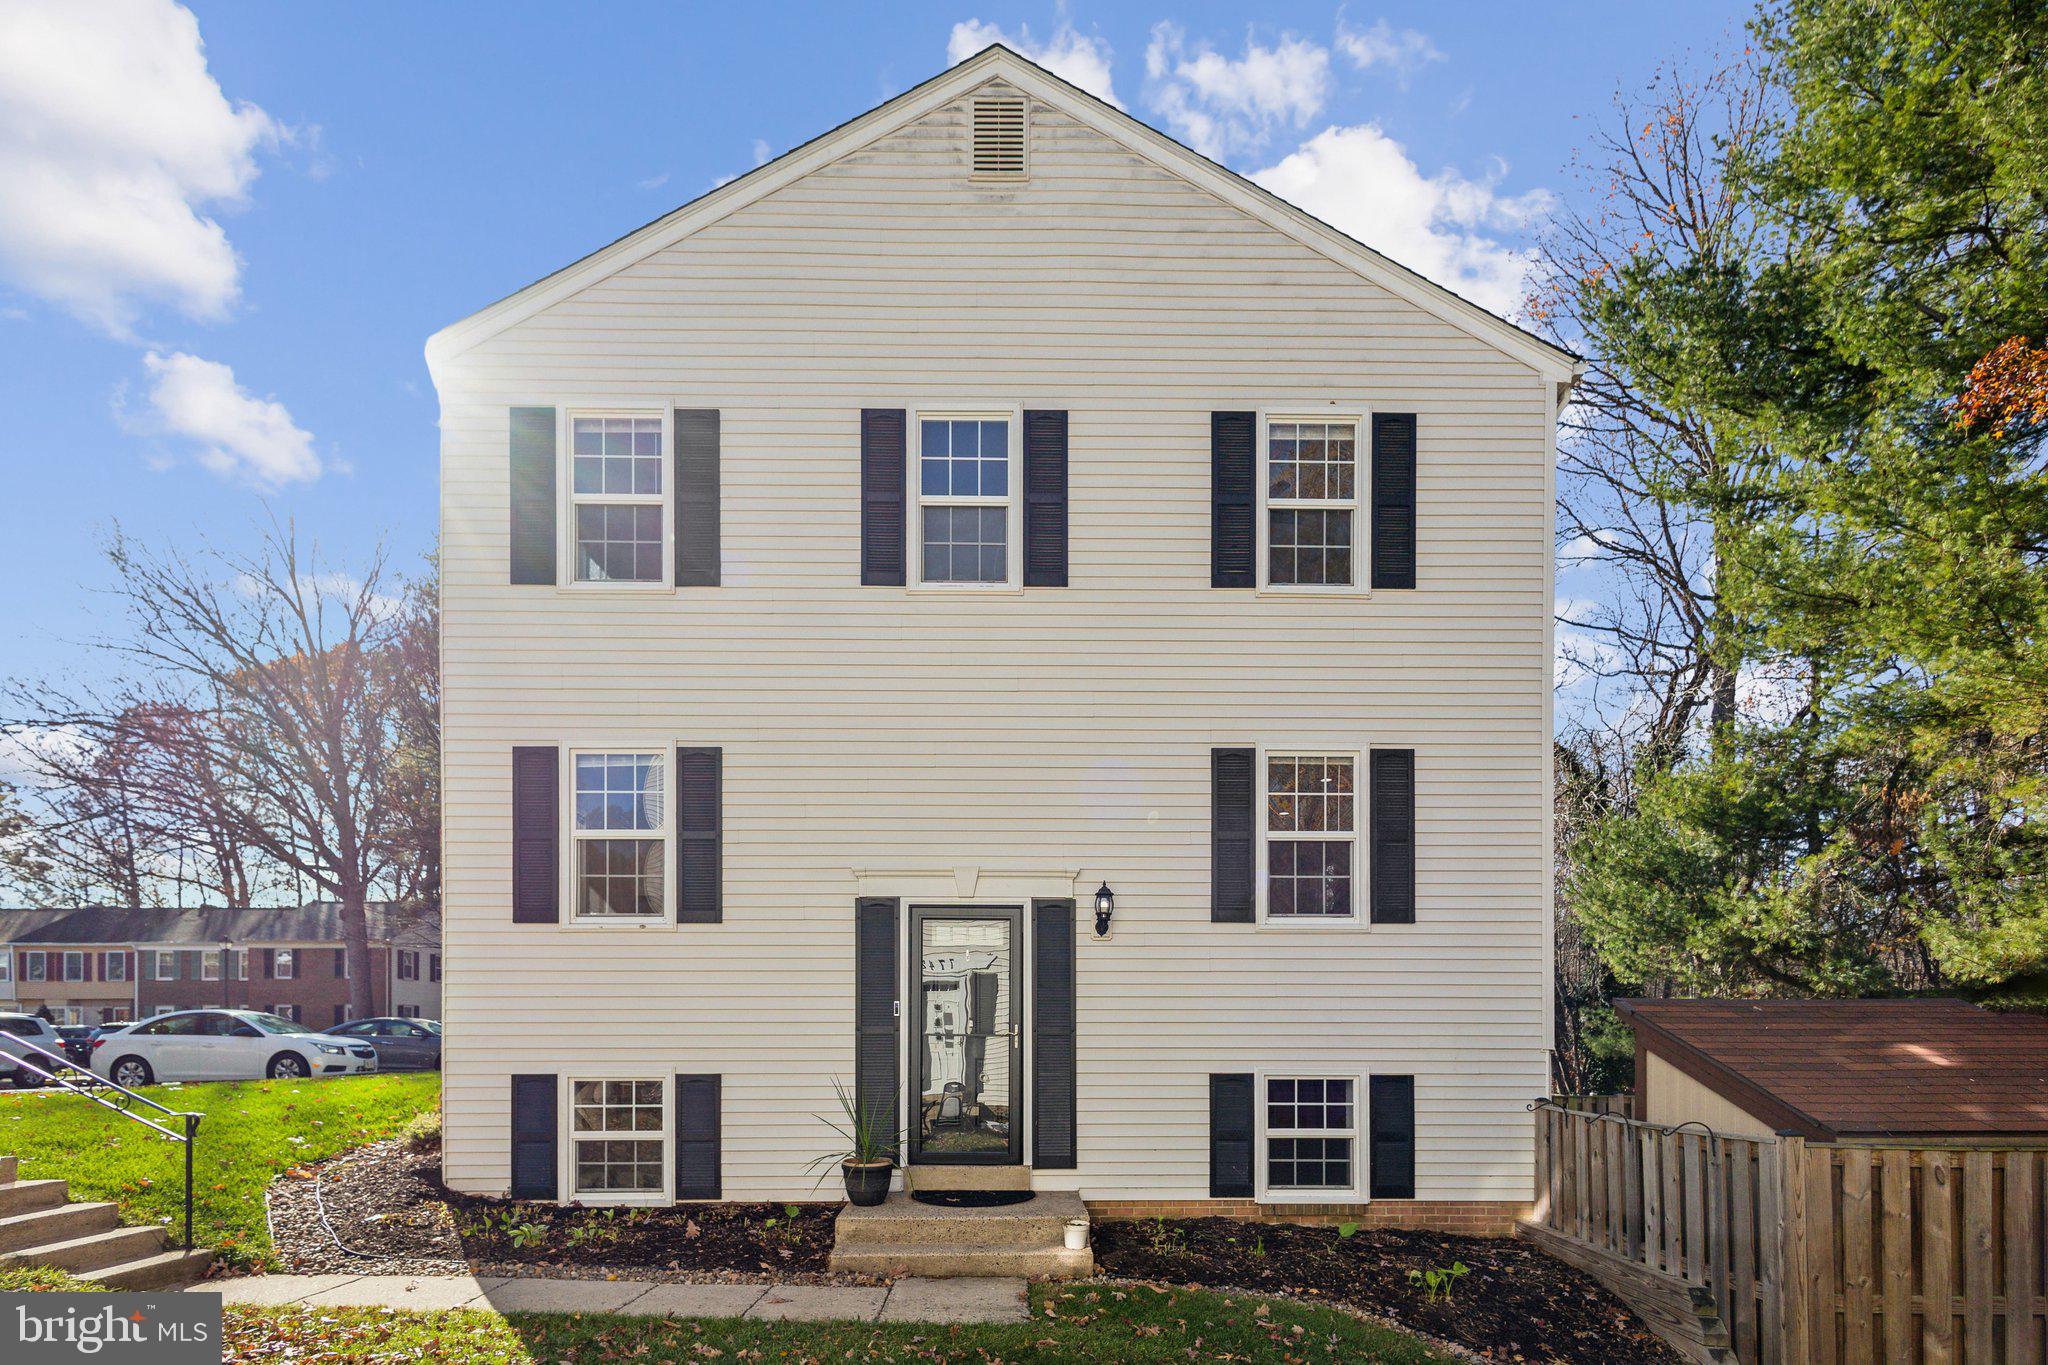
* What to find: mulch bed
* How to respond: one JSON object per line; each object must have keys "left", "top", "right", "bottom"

{"left": 267, "top": 1134, "right": 849, "bottom": 1283}
{"left": 1092, "top": 1217, "right": 1683, "bottom": 1364}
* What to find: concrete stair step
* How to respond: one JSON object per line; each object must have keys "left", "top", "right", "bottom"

{"left": 902, "top": 1165, "right": 1032, "bottom": 1192}
{"left": 835, "top": 1191, "right": 1087, "bottom": 1248}
{"left": 0, "top": 1201, "right": 121, "bottom": 1253}
{"left": 88, "top": 1248, "right": 214, "bottom": 1291}
{"left": 0, "top": 1154, "right": 17, "bottom": 1183}
{"left": 0, "top": 1178, "right": 67, "bottom": 1219}
{"left": 0, "top": 1224, "right": 168, "bottom": 1274}
{"left": 830, "top": 1241, "right": 1093, "bottom": 1279}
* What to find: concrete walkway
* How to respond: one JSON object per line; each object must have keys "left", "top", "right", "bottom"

{"left": 197, "top": 1273, "right": 1031, "bottom": 1324}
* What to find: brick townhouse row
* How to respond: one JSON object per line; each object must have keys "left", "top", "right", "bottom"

{"left": 0, "top": 904, "right": 440, "bottom": 1028}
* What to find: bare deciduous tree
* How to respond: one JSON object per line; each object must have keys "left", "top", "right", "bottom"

{"left": 7, "top": 522, "right": 438, "bottom": 1018}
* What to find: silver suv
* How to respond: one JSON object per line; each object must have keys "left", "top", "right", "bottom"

{"left": 0, "top": 1013, "right": 65, "bottom": 1087}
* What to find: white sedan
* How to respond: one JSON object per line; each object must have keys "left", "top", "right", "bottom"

{"left": 91, "top": 1009, "right": 379, "bottom": 1086}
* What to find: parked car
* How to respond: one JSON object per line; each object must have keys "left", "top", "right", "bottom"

{"left": 53, "top": 1024, "right": 97, "bottom": 1068}
{"left": 90, "top": 1009, "right": 379, "bottom": 1087}
{"left": 325, "top": 1017, "right": 441, "bottom": 1071}
{"left": 0, "top": 1013, "right": 67, "bottom": 1087}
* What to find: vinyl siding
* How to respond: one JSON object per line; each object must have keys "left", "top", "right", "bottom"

{"left": 435, "top": 79, "right": 1551, "bottom": 1203}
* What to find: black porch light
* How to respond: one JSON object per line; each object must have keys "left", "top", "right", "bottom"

{"left": 1093, "top": 881, "right": 1115, "bottom": 938}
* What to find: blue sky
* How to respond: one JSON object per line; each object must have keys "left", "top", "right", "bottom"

{"left": 0, "top": 0, "right": 1743, "bottom": 693}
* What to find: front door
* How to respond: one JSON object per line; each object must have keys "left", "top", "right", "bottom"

{"left": 910, "top": 906, "right": 1023, "bottom": 1165}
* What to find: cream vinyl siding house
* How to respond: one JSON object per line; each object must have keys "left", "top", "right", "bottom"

{"left": 429, "top": 45, "right": 1575, "bottom": 1227}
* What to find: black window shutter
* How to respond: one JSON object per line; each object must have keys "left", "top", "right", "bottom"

{"left": 674, "top": 1074, "right": 722, "bottom": 1199}
{"left": 854, "top": 897, "right": 900, "bottom": 1161}
{"left": 509, "top": 407, "right": 558, "bottom": 585}
{"left": 1031, "top": 898, "right": 1077, "bottom": 1169}
{"left": 1209, "top": 1073, "right": 1255, "bottom": 1197}
{"left": 1371, "top": 412, "right": 1417, "bottom": 589}
{"left": 676, "top": 408, "right": 721, "bottom": 586}
{"left": 261, "top": 949, "right": 274, "bottom": 980}
{"left": 1370, "top": 749, "right": 1416, "bottom": 924}
{"left": 512, "top": 746, "right": 560, "bottom": 924}
{"left": 676, "top": 746, "right": 722, "bottom": 923}
{"left": 1211, "top": 411, "right": 1256, "bottom": 588}
{"left": 1022, "top": 410, "right": 1069, "bottom": 587}
{"left": 1369, "top": 1075, "right": 1416, "bottom": 1198}
{"left": 510, "top": 1074, "right": 558, "bottom": 1199}
{"left": 333, "top": 949, "right": 345, "bottom": 978}
{"left": 860, "top": 409, "right": 907, "bottom": 586}
{"left": 1211, "top": 747, "right": 1255, "bottom": 923}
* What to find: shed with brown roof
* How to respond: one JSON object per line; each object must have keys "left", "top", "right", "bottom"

{"left": 1614, "top": 997, "right": 2048, "bottom": 1142}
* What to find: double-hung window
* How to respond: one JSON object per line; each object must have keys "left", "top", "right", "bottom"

{"left": 200, "top": 950, "right": 221, "bottom": 982}
{"left": 24, "top": 952, "right": 45, "bottom": 982}
{"left": 572, "top": 751, "right": 667, "bottom": 920}
{"left": 1265, "top": 1077, "right": 1357, "bottom": 1193}
{"left": 148, "top": 950, "right": 174, "bottom": 981}
{"left": 274, "top": 949, "right": 295, "bottom": 980}
{"left": 62, "top": 951, "right": 85, "bottom": 982}
{"left": 570, "top": 1078, "right": 667, "bottom": 1197}
{"left": 915, "top": 414, "right": 1016, "bottom": 587}
{"left": 1263, "top": 753, "right": 1358, "bottom": 920}
{"left": 104, "top": 952, "right": 128, "bottom": 982}
{"left": 1262, "top": 417, "right": 1363, "bottom": 589}
{"left": 398, "top": 950, "right": 419, "bottom": 981}
{"left": 570, "top": 414, "right": 666, "bottom": 584}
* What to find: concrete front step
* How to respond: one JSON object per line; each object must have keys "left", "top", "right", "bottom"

{"left": 91, "top": 1248, "right": 215, "bottom": 1291}
{"left": 0, "top": 1177, "right": 68, "bottom": 1219}
{"left": 0, "top": 1201, "right": 121, "bottom": 1253}
{"left": 0, "top": 1224, "right": 169, "bottom": 1274}
{"left": 831, "top": 1242, "right": 1093, "bottom": 1279}
{"left": 901, "top": 1164, "right": 1033, "bottom": 1192}
{"left": 835, "top": 1190, "right": 1085, "bottom": 1248}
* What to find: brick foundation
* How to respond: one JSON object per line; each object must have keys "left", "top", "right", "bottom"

{"left": 1083, "top": 1199, "right": 1529, "bottom": 1238}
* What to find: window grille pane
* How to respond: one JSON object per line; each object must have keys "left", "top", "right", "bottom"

{"left": 1267, "top": 1136, "right": 1353, "bottom": 1189}
{"left": 578, "top": 839, "right": 665, "bottom": 916}
{"left": 576, "top": 503, "right": 663, "bottom": 582}
{"left": 921, "top": 505, "right": 1008, "bottom": 583}
{"left": 1269, "top": 508, "right": 1354, "bottom": 587}
{"left": 1266, "top": 838, "right": 1353, "bottom": 917}
{"left": 572, "top": 416, "right": 664, "bottom": 496}
{"left": 574, "top": 754, "right": 663, "bottom": 831}
{"left": 919, "top": 419, "right": 1010, "bottom": 508}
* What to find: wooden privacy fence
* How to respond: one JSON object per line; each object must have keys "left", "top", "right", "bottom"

{"left": 1528, "top": 1102, "right": 2048, "bottom": 1364}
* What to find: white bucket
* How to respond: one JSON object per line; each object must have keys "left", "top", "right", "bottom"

{"left": 1063, "top": 1218, "right": 1090, "bottom": 1251}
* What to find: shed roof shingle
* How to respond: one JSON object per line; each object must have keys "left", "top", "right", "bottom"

{"left": 1618, "top": 998, "right": 2048, "bottom": 1139}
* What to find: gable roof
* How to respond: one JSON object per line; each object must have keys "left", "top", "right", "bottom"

{"left": 426, "top": 44, "right": 1581, "bottom": 386}
{"left": 1617, "top": 997, "right": 2048, "bottom": 1140}
{"left": 0, "top": 903, "right": 435, "bottom": 947}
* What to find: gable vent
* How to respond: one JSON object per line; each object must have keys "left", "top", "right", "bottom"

{"left": 971, "top": 97, "right": 1027, "bottom": 179}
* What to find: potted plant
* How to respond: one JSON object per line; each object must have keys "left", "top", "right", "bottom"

{"left": 806, "top": 1077, "right": 899, "bottom": 1206}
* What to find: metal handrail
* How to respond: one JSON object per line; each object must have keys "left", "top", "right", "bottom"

{"left": 5, "top": 1035, "right": 202, "bottom": 1250}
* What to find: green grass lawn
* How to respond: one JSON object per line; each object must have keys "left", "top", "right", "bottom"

{"left": 217, "top": 1283, "right": 1453, "bottom": 1364}
{"left": 0, "top": 1072, "right": 438, "bottom": 1270}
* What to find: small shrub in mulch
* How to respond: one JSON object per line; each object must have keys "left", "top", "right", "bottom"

{"left": 444, "top": 1193, "right": 839, "bottom": 1278}
{"left": 1093, "top": 1217, "right": 1683, "bottom": 1363}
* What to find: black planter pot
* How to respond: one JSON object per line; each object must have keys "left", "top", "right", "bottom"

{"left": 842, "top": 1161, "right": 893, "bottom": 1206}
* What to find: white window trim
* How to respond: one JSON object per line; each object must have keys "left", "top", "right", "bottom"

{"left": 1255, "top": 745, "right": 1366, "bottom": 928}
{"left": 149, "top": 950, "right": 175, "bottom": 981}
{"left": 559, "top": 408, "right": 673, "bottom": 591}
{"left": 907, "top": 407, "right": 1025, "bottom": 593}
{"left": 1255, "top": 1071, "right": 1365, "bottom": 1203}
{"left": 149, "top": 1004, "right": 176, "bottom": 1018}
{"left": 62, "top": 951, "right": 85, "bottom": 982}
{"left": 101, "top": 1006, "right": 130, "bottom": 1024}
{"left": 561, "top": 1074, "right": 672, "bottom": 1206}
{"left": 0, "top": 954, "right": 11, "bottom": 983}
{"left": 275, "top": 1003, "right": 300, "bottom": 1022}
{"left": 200, "top": 950, "right": 221, "bottom": 982}
{"left": 1256, "top": 410, "right": 1371, "bottom": 598}
{"left": 273, "top": 949, "right": 295, "bottom": 981}
{"left": 104, "top": 952, "right": 128, "bottom": 983}
{"left": 24, "top": 951, "right": 45, "bottom": 983}
{"left": 561, "top": 744, "right": 677, "bottom": 929}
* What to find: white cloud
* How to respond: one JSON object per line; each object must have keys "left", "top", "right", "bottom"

{"left": 1252, "top": 124, "right": 1551, "bottom": 317}
{"left": 1335, "top": 19, "right": 1443, "bottom": 85}
{"left": 0, "top": 0, "right": 281, "bottom": 337}
{"left": 751, "top": 138, "right": 773, "bottom": 165}
{"left": 636, "top": 171, "right": 670, "bottom": 191}
{"left": 1144, "top": 23, "right": 1329, "bottom": 159}
{"left": 949, "top": 17, "right": 1121, "bottom": 107}
{"left": 138, "top": 351, "right": 321, "bottom": 488}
